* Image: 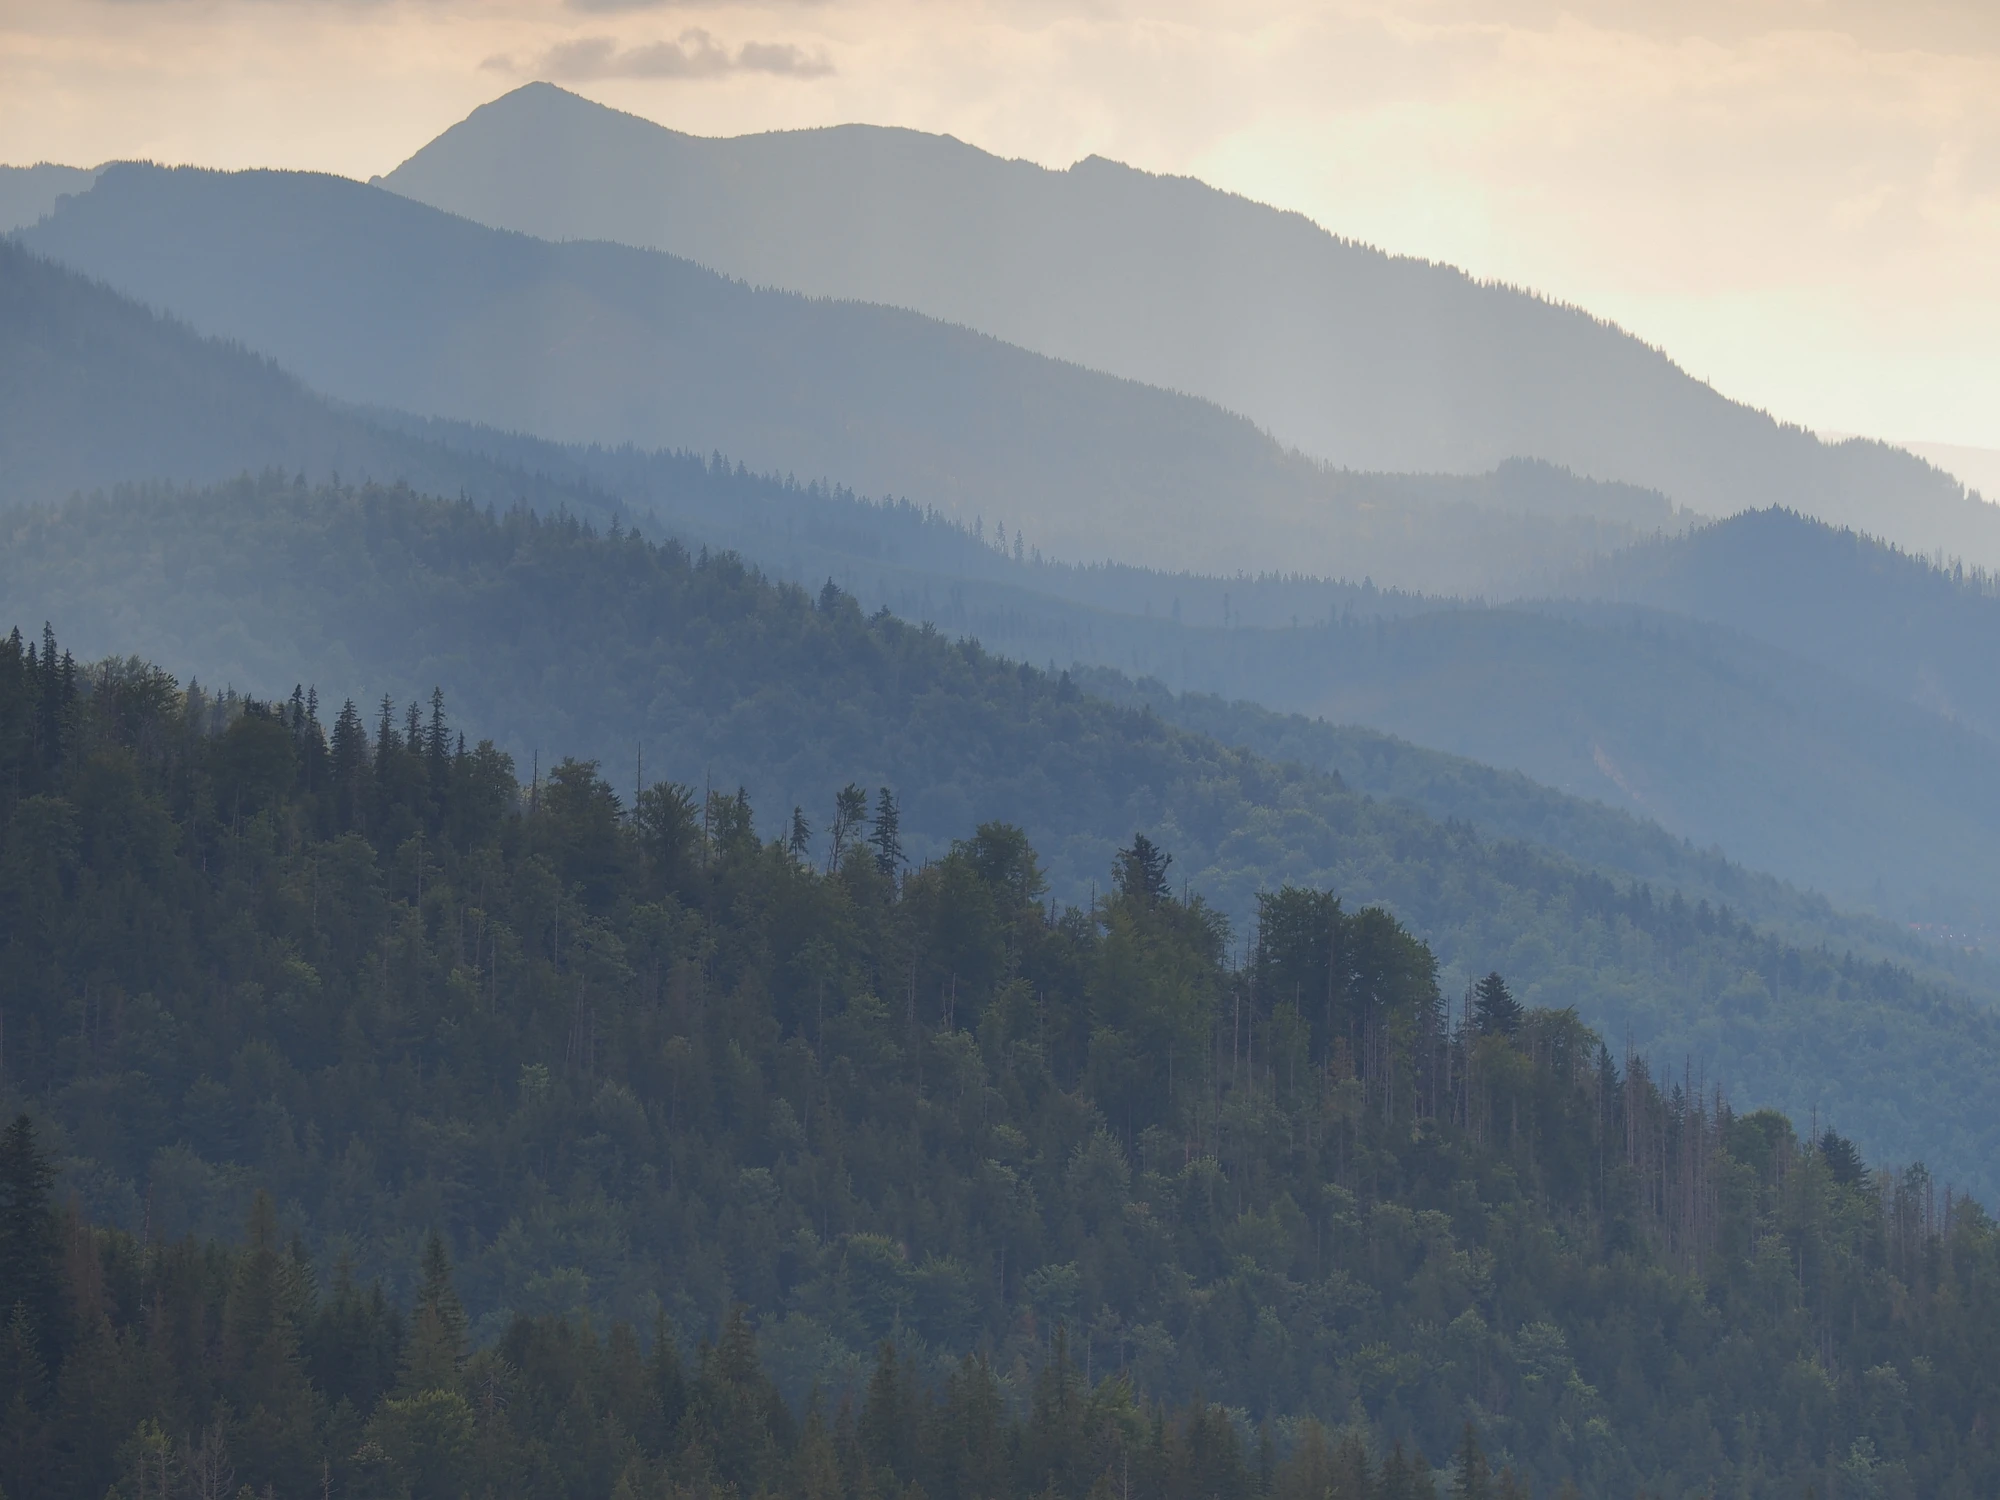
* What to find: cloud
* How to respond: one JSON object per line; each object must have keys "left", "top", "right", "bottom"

{"left": 565, "top": 0, "right": 827, "bottom": 11}
{"left": 528, "top": 28, "right": 832, "bottom": 80}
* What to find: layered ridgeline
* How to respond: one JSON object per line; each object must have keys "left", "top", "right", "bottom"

{"left": 18, "top": 234, "right": 2000, "bottom": 926}
{"left": 11, "top": 163, "right": 1668, "bottom": 591}
{"left": 4, "top": 633, "right": 2000, "bottom": 1500}
{"left": 7, "top": 489, "right": 2000, "bottom": 1200}
{"left": 0, "top": 163, "right": 96, "bottom": 233}
{"left": 0, "top": 238, "right": 611, "bottom": 515}
{"left": 293, "top": 419, "right": 2000, "bottom": 932}
{"left": 1558, "top": 507, "right": 2000, "bottom": 747}
{"left": 377, "top": 83, "right": 1995, "bottom": 565}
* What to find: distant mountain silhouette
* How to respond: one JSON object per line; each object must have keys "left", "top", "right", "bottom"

{"left": 1561, "top": 507, "right": 2000, "bottom": 743}
{"left": 0, "top": 237, "right": 595, "bottom": 510}
{"left": 379, "top": 83, "right": 2000, "bottom": 565}
{"left": 16, "top": 161, "right": 1665, "bottom": 591}
{"left": 0, "top": 162, "right": 96, "bottom": 233}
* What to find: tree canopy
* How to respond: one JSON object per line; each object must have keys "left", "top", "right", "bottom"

{"left": 3, "top": 626, "right": 1999, "bottom": 1496}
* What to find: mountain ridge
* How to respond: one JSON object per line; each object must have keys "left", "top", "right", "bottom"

{"left": 17, "top": 161, "right": 1663, "bottom": 592}
{"left": 378, "top": 83, "right": 2000, "bottom": 565}
{"left": 10, "top": 234, "right": 2000, "bottom": 929}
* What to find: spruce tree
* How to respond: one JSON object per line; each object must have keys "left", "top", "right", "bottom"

{"left": 1820, "top": 1129, "right": 1866, "bottom": 1188}
{"left": 869, "top": 788, "right": 903, "bottom": 876}
{"left": 400, "top": 1232, "right": 467, "bottom": 1392}
{"left": 1114, "top": 834, "right": 1172, "bottom": 904}
{"left": 859, "top": 1342, "right": 910, "bottom": 1485}
{"left": 1451, "top": 1423, "right": 1490, "bottom": 1500}
{"left": 0, "top": 1116, "right": 61, "bottom": 1373}
{"left": 1473, "top": 972, "right": 1523, "bottom": 1037}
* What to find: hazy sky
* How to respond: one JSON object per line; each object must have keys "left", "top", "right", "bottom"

{"left": 6, "top": 0, "right": 1999, "bottom": 449}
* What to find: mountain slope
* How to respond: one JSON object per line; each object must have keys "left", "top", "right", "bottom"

{"left": 4, "top": 243, "right": 1994, "bottom": 926}
{"left": 13, "top": 162, "right": 1660, "bottom": 592}
{"left": 0, "top": 238, "right": 608, "bottom": 513}
{"left": 375, "top": 428, "right": 2000, "bottom": 928}
{"left": 1561, "top": 506, "right": 2000, "bottom": 744}
{"left": 379, "top": 83, "right": 1999, "bottom": 563}
{"left": 12, "top": 633, "right": 2000, "bottom": 1500}
{"left": 7, "top": 476, "right": 2000, "bottom": 1199}
{"left": 0, "top": 162, "right": 95, "bottom": 232}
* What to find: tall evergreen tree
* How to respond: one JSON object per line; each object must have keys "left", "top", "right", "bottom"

{"left": 1114, "top": 833, "right": 1172, "bottom": 904}
{"left": 1472, "top": 972, "right": 1522, "bottom": 1037}
{"left": 829, "top": 783, "right": 868, "bottom": 872}
{"left": 869, "top": 788, "right": 903, "bottom": 876}
{"left": 1451, "top": 1424, "right": 1490, "bottom": 1500}
{"left": 0, "top": 1116, "right": 61, "bottom": 1373}
{"left": 1820, "top": 1128, "right": 1866, "bottom": 1187}
{"left": 329, "top": 696, "right": 368, "bottom": 831}
{"left": 401, "top": 1232, "right": 467, "bottom": 1393}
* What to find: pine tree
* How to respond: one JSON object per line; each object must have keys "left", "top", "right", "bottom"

{"left": 400, "top": 1232, "right": 467, "bottom": 1392}
{"left": 425, "top": 688, "right": 450, "bottom": 810}
{"left": 648, "top": 1311, "right": 687, "bottom": 1446}
{"left": 1330, "top": 1433, "right": 1373, "bottom": 1500}
{"left": 1451, "top": 1423, "right": 1490, "bottom": 1500}
{"left": 794, "top": 1400, "right": 843, "bottom": 1500}
{"left": 858, "top": 1342, "right": 911, "bottom": 1485}
{"left": 829, "top": 784, "right": 869, "bottom": 873}
{"left": 789, "top": 807, "right": 813, "bottom": 862}
{"left": 34, "top": 623, "right": 68, "bottom": 772}
{"left": 0, "top": 1302, "right": 49, "bottom": 1497}
{"left": 1473, "top": 972, "right": 1522, "bottom": 1037}
{"left": 0, "top": 1115, "right": 61, "bottom": 1373}
{"left": 1114, "top": 834, "right": 1172, "bottom": 904}
{"left": 1377, "top": 1443, "right": 1414, "bottom": 1500}
{"left": 329, "top": 698, "right": 368, "bottom": 832}
{"left": 869, "top": 788, "right": 903, "bottom": 876}
{"left": 374, "top": 694, "right": 401, "bottom": 811}
{"left": 1820, "top": 1129, "right": 1866, "bottom": 1188}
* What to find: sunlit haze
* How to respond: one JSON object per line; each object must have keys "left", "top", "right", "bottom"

{"left": 5, "top": 0, "right": 2000, "bottom": 451}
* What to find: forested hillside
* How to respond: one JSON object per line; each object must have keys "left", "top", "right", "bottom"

{"left": 6, "top": 481, "right": 2000, "bottom": 1201}
{"left": 342, "top": 428, "right": 2000, "bottom": 928}
{"left": 13, "top": 162, "right": 1656, "bottom": 590}
{"left": 17, "top": 241, "right": 2000, "bottom": 927}
{"left": 4, "top": 624, "right": 2000, "bottom": 1499}
{"left": 11, "top": 435, "right": 1999, "bottom": 935}
{"left": 1563, "top": 507, "right": 2000, "bottom": 744}
{"left": 379, "top": 83, "right": 1993, "bottom": 565}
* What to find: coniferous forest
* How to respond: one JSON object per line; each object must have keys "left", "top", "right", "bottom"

{"left": 10, "top": 481, "right": 2000, "bottom": 1203}
{"left": 5, "top": 620, "right": 2000, "bottom": 1500}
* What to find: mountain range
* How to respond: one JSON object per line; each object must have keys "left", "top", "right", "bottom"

{"left": 380, "top": 82, "right": 1997, "bottom": 564}
{"left": 9, "top": 81, "right": 2000, "bottom": 1496}
{"left": 14, "top": 162, "right": 1662, "bottom": 594}
{"left": 8, "top": 234, "right": 2000, "bottom": 928}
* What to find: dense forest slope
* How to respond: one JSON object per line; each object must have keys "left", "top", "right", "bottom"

{"left": 5, "top": 481, "right": 2000, "bottom": 1203}
{"left": 12, "top": 163, "right": 1660, "bottom": 591}
{"left": 379, "top": 83, "right": 1998, "bottom": 565}
{"left": 328, "top": 431, "right": 2000, "bottom": 930}
{"left": 4, "top": 628, "right": 1999, "bottom": 1499}
{"left": 314, "top": 424, "right": 2000, "bottom": 928}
